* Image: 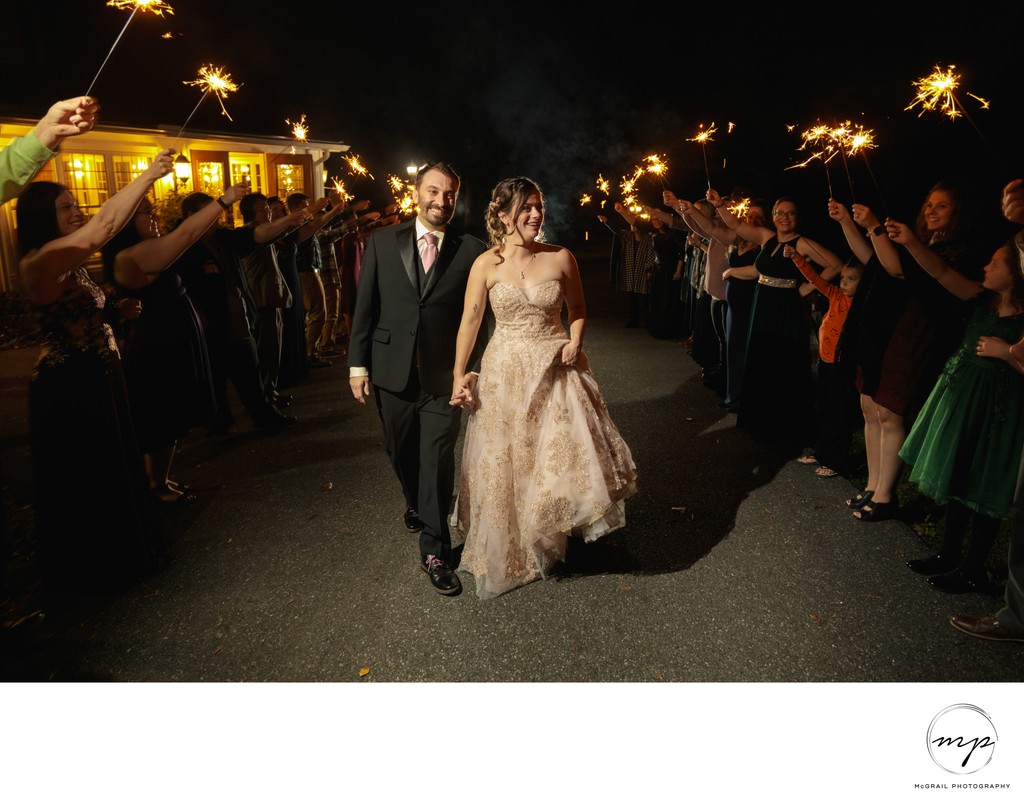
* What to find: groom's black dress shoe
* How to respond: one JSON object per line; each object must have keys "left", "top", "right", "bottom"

{"left": 403, "top": 507, "right": 423, "bottom": 532}
{"left": 421, "top": 555, "right": 462, "bottom": 596}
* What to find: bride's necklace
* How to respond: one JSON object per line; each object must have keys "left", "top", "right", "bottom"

{"left": 507, "top": 244, "right": 536, "bottom": 280}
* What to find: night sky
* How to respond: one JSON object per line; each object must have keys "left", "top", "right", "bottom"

{"left": 2, "top": 2, "right": 1021, "bottom": 246}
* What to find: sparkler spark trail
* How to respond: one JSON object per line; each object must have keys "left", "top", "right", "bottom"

{"left": 286, "top": 114, "right": 309, "bottom": 142}
{"left": 687, "top": 123, "right": 718, "bottom": 189}
{"left": 595, "top": 175, "right": 610, "bottom": 196}
{"left": 906, "top": 64, "right": 963, "bottom": 119}
{"left": 386, "top": 175, "right": 415, "bottom": 215}
{"left": 183, "top": 65, "right": 240, "bottom": 119}
{"left": 175, "top": 64, "right": 240, "bottom": 140}
{"left": 344, "top": 154, "right": 374, "bottom": 180}
{"left": 107, "top": 0, "right": 173, "bottom": 12}
{"left": 579, "top": 193, "right": 592, "bottom": 207}
{"left": 644, "top": 154, "right": 669, "bottom": 188}
{"left": 330, "top": 177, "right": 353, "bottom": 203}
{"left": 86, "top": 0, "right": 175, "bottom": 97}
{"left": 727, "top": 198, "right": 750, "bottom": 218}
{"left": 687, "top": 123, "right": 717, "bottom": 145}
{"left": 905, "top": 63, "right": 1000, "bottom": 170}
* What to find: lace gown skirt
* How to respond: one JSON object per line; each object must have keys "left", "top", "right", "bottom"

{"left": 457, "top": 280, "right": 637, "bottom": 598}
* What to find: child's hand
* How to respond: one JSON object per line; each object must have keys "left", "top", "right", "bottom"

{"left": 977, "top": 336, "right": 1010, "bottom": 359}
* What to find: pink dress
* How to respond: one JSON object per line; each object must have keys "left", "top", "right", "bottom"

{"left": 456, "top": 279, "right": 637, "bottom": 598}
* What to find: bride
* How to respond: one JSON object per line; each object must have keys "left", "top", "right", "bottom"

{"left": 450, "top": 177, "right": 637, "bottom": 598}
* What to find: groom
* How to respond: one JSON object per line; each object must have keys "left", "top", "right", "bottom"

{"left": 348, "top": 162, "right": 487, "bottom": 595}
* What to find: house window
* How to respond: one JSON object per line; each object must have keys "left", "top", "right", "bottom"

{"left": 60, "top": 153, "right": 109, "bottom": 215}
{"left": 197, "top": 161, "right": 224, "bottom": 198}
{"left": 276, "top": 163, "right": 302, "bottom": 197}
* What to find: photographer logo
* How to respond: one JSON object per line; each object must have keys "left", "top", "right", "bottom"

{"left": 927, "top": 704, "right": 997, "bottom": 775}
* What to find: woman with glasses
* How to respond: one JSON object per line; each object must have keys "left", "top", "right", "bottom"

{"left": 676, "top": 190, "right": 844, "bottom": 454}
{"left": 101, "top": 181, "right": 249, "bottom": 505}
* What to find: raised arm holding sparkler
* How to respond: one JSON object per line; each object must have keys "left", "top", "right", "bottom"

{"left": 827, "top": 200, "right": 903, "bottom": 280}
{"left": 1, "top": 97, "right": 100, "bottom": 205}
{"left": 18, "top": 148, "right": 174, "bottom": 305}
{"left": 290, "top": 190, "right": 349, "bottom": 244}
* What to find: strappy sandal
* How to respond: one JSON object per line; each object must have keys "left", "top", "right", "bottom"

{"left": 846, "top": 490, "right": 873, "bottom": 509}
{"left": 853, "top": 499, "right": 896, "bottom": 522}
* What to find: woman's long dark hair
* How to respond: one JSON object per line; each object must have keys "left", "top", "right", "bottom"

{"left": 100, "top": 219, "right": 144, "bottom": 284}
{"left": 16, "top": 182, "right": 66, "bottom": 256}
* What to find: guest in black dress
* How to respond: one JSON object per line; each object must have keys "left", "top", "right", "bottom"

{"left": 16, "top": 150, "right": 173, "bottom": 605}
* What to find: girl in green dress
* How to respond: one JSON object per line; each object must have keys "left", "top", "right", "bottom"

{"left": 887, "top": 232, "right": 1024, "bottom": 595}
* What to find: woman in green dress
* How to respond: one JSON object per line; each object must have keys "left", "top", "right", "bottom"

{"left": 890, "top": 231, "right": 1024, "bottom": 595}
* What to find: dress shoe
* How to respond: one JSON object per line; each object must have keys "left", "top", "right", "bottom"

{"left": 308, "top": 356, "right": 333, "bottom": 368}
{"left": 928, "top": 569, "right": 992, "bottom": 595}
{"left": 403, "top": 507, "right": 423, "bottom": 532}
{"left": 949, "top": 614, "right": 1024, "bottom": 643}
{"left": 421, "top": 555, "right": 462, "bottom": 596}
{"left": 906, "top": 553, "right": 961, "bottom": 576}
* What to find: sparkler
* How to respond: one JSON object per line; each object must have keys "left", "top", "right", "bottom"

{"left": 329, "top": 177, "right": 353, "bottom": 203}
{"left": 344, "top": 154, "right": 374, "bottom": 180}
{"left": 787, "top": 120, "right": 848, "bottom": 197}
{"left": 687, "top": 123, "right": 717, "bottom": 189}
{"left": 86, "top": 0, "right": 175, "bottom": 97}
{"left": 619, "top": 166, "right": 643, "bottom": 206}
{"left": 579, "top": 193, "right": 592, "bottom": 207}
{"left": 727, "top": 197, "right": 751, "bottom": 219}
{"left": 287, "top": 114, "right": 309, "bottom": 143}
{"left": 273, "top": 114, "right": 309, "bottom": 158}
{"left": 840, "top": 124, "right": 886, "bottom": 213}
{"left": 906, "top": 65, "right": 971, "bottom": 120}
{"left": 644, "top": 154, "right": 669, "bottom": 188}
{"left": 905, "top": 63, "right": 1000, "bottom": 168}
{"left": 175, "top": 64, "right": 240, "bottom": 140}
{"left": 386, "top": 174, "right": 414, "bottom": 215}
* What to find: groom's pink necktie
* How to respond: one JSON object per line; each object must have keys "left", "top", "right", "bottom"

{"left": 422, "top": 232, "right": 438, "bottom": 273}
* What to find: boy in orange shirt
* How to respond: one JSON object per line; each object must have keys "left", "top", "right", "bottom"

{"left": 785, "top": 244, "right": 863, "bottom": 477}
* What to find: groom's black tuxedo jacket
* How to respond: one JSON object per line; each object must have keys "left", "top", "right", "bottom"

{"left": 349, "top": 218, "right": 488, "bottom": 397}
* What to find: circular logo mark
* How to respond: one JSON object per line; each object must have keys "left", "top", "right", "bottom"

{"left": 927, "top": 704, "right": 998, "bottom": 774}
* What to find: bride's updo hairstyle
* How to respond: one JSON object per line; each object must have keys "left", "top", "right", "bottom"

{"left": 485, "top": 176, "right": 545, "bottom": 250}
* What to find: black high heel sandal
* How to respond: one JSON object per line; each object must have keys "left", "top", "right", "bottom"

{"left": 853, "top": 499, "right": 896, "bottom": 522}
{"left": 846, "top": 490, "right": 874, "bottom": 509}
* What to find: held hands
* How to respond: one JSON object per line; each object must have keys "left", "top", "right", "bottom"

{"left": 449, "top": 373, "right": 478, "bottom": 409}
{"left": 561, "top": 340, "right": 581, "bottom": 366}
{"left": 349, "top": 375, "right": 372, "bottom": 404}
{"left": 977, "top": 336, "right": 1011, "bottom": 360}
